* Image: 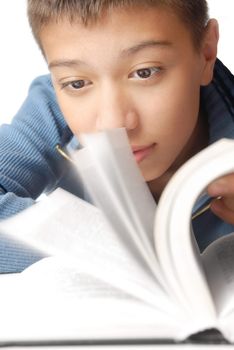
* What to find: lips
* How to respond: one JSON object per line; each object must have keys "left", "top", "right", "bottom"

{"left": 132, "top": 143, "right": 155, "bottom": 163}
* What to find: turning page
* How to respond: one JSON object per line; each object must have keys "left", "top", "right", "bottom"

{"left": 72, "top": 128, "right": 166, "bottom": 288}
{"left": 155, "top": 138, "right": 234, "bottom": 323}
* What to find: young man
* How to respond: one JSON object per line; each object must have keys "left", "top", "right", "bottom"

{"left": 0, "top": 0, "right": 234, "bottom": 272}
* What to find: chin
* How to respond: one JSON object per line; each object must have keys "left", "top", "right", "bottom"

{"left": 141, "top": 168, "right": 164, "bottom": 183}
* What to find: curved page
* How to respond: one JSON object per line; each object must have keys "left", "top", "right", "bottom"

{"left": 155, "top": 139, "right": 234, "bottom": 320}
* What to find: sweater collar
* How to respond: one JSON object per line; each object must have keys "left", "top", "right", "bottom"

{"left": 193, "top": 59, "right": 234, "bottom": 216}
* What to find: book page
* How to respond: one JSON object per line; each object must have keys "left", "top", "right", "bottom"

{"left": 154, "top": 139, "right": 234, "bottom": 320}
{"left": 73, "top": 129, "right": 165, "bottom": 288}
{"left": 202, "top": 232, "right": 234, "bottom": 317}
{"left": 0, "top": 188, "right": 173, "bottom": 314}
{"left": 0, "top": 257, "right": 181, "bottom": 342}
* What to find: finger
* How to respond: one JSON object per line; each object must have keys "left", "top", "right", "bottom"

{"left": 207, "top": 174, "right": 234, "bottom": 197}
{"left": 223, "top": 197, "right": 234, "bottom": 212}
{"left": 210, "top": 198, "right": 234, "bottom": 225}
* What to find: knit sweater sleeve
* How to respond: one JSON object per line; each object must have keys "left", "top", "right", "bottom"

{"left": 0, "top": 74, "right": 72, "bottom": 219}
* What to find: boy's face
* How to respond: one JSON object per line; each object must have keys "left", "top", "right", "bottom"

{"left": 40, "top": 6, "right": 217, "bottom": 183}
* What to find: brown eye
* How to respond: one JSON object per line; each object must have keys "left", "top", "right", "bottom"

{"left": 136, "top": 68, "right": 152, "bottom": 79}
{"left": 71, "top": 80, "right": 85, "bottom": 89}
{"left": 61, "top": 79, "right": 92, "bottom": 91}
{"left": 129, "top": 66, "right": 161, "bottom": 80}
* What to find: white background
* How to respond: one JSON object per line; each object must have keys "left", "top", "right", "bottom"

{"left": 0, "top": 0, "right": 233, "bottom": 124}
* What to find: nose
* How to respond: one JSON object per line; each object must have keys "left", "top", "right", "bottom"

{"left": 95, "top": 85, "right": 139, "bottom": 131}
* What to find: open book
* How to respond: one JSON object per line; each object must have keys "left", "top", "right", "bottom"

{"left": 1, "top": 128, "right": 234, "bottom": 344}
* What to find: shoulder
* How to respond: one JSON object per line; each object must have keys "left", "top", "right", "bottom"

{"left": 201, "top": 59, "right": 234, "bottom": 143}
{"left": 27, "top": 74, "right": 59, "bottom": 110}
{"left": 213, "top": 59, "right": 234, "bottom": 113}
{"left": 11, "top": 74, "right": 73, "bottom": 145}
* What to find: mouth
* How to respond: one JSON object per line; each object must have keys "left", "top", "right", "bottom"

{"left": 132, "top": 143, "right": 156, "bottom": 163}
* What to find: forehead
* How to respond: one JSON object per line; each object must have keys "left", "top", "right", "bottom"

{"left": 40, "top": 5, "right": 194, "bottom": 65}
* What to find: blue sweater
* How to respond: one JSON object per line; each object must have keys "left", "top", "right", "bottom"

{"left": 0, "top": 76, "right": 72, "bottom": 214}
{"left": 0, "top": 59, "right": 234, "bottom": 272}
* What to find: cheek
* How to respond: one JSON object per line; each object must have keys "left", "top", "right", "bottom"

{"left": 141, "top": 69, "right": 201, "bottom": 138}
{"left": 55, "top": 92, "right": 96, "bottom": 135}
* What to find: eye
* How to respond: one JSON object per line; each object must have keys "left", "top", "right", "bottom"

{"left": 129, "top": 67, "right": 161, "bottom": 79}
{"left": 61, "top": 79, "right": 92, "bottom": 90}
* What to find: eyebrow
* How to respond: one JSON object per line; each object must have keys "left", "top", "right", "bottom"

{"left": 120, "top": 40, "right": 173, "bottom": 57}
{"left": 49, "top": 40, "right": 173, "bottom": 69}
{"left": 49, "top": 59, "right": 86, "bottom": 70}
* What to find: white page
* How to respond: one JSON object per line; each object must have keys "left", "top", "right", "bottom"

{"left": 73, "top": 129, "right": 166, "bottom": 289}
{"left": 202, "top": 232, "right": 234, "bottom": 317}
{"left": 0, "top": 257, "right": 182, "bottom": 342}
{"left": 217, "top": 312, "right": 234, "bottom": 343}
{"left": 154, "top": 140, "right": 234, "bottom": 320}
{"left": 81, "top": 129, "right": 157, "bottom": 251}
{"left": 0, "top": 188, "right": 174, "bottom": 314}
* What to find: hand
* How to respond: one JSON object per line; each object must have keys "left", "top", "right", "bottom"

{"left": 207, "top": 173, "right": 234, "bottom": 225}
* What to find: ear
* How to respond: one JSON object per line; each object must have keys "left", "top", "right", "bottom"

{"left": 200, "top": 19, "right": 219, "bottom": 86}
